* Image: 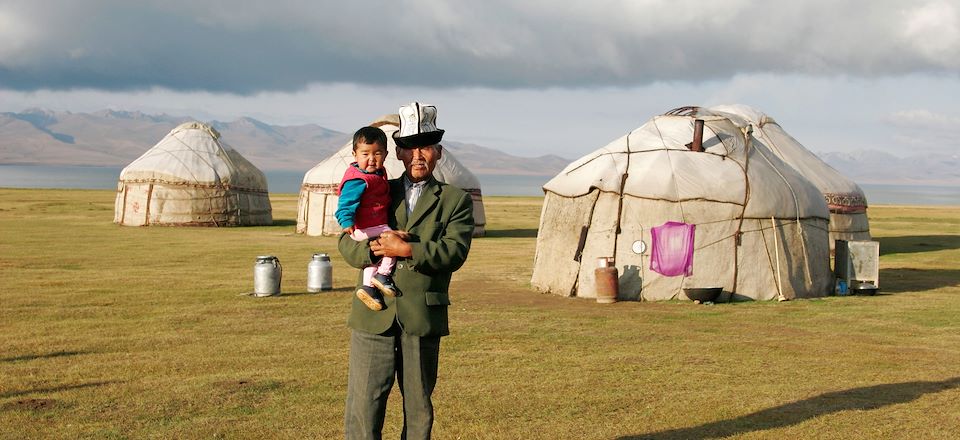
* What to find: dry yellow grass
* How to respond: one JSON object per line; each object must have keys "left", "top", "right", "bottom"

{"left": 1, "top": 188, "right": 958, "bottom": 439}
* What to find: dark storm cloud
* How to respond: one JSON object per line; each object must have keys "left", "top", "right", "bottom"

{"left": 0, "top": 0, "right": 957, "bottom": 93}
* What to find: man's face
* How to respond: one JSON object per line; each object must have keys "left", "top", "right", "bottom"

{"left": 396, "top": 144, "right": 441, "bottom": 182}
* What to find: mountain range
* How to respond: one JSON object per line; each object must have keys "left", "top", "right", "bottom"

{"left": 0, "top": 109, "right": 570, "bottom": 175}
{"left": 1, "top": 109, "right": 957, "bottom": 185}
{"left": 815, "top": 150, "right": 959, "bottom": 186}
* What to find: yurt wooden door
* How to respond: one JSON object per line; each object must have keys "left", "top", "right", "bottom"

{"left": 117, "top": 182, "right": 151, "bottom": 226}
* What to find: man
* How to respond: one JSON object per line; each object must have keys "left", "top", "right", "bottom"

{"left": 339, "top": 102, "right": 474, "bottom": 439}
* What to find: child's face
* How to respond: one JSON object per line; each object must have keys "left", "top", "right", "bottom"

{"left": 353, "top": 141, "right": 388, "bottom": 173}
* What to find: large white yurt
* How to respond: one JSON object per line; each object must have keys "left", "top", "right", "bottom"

{"left": 531, "top": 110, "right": 832, "bottom": 302}
{"left": 114, "top": 121, "right": 272, "bottom": 226}
{"left": 706, "top": 104, "right": 871, "bottom": 247}
{"left": 296, "top": 115, "right": 486, "bottom": 237}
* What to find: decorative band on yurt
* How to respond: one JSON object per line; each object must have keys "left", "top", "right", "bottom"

{"left": 824, "top": 193, "right": 867, "bottom": 214}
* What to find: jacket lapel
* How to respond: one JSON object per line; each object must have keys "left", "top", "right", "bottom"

{"left": 406, "top": 177, "right": 440, "bottom": 230}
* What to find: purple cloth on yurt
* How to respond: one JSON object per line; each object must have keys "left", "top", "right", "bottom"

{"left": 650, "top": 221, "right": 696, "bottom": 276}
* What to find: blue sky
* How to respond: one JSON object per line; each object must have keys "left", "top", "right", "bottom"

{"left": 1, "top": 0, "right": 958, "bottom": 158}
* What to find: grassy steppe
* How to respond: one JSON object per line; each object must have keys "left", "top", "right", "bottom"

{"left": 1, "top": 188, "right": 958, "bottom": 439}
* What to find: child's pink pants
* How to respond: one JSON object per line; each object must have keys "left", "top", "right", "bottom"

{"left": 350, "top": 224, "right": 396, "bottom": 287}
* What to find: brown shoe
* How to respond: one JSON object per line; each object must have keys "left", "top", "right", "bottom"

{"left": 356, "top": 286, "right": 385, "bottom": 311}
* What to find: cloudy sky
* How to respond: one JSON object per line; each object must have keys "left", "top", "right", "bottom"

{"left": 1, "top": 0, "right": 959, "bottom": 158}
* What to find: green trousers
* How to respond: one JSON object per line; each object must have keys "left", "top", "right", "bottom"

{"left": 344, "top": 324, "right": 441, "bottom": 440}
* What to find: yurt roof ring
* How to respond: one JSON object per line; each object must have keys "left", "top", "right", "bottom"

{"left": 663, "top": 106, "right": 701, "bottom": 117}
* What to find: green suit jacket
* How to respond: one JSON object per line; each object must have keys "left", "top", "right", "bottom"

{"left": 338, "top": 174, "right": 474, "bottom": 337}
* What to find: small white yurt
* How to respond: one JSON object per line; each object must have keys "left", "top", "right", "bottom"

{"left": 114, "top": 121, "right": 272, "bottom": 226}
{"left": 532, "top": 109, "right": 832, "bottom": 301}
{"left": 296, "top": 115, "right": 486, "bottom": 237}
{"left": 706, "top": 105, "right": 871, "bottom": 247}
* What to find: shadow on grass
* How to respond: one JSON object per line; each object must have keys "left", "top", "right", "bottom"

{"left": 1, "top": 381, "right": 120, "bottom": 399}
{"left": 617, "top": 377, "right": 960, "bottom": 440}
{"left": 1, "top": 350, "right": 91, "bottom": 363}
{"left": 878, "top": 268, "right": 960, "bottom": 293}
{"left": 483, "top": 228, "right": 538, "bottom": 238}
{"left": 269, "top": 219, "right": 298, "bottom": 227}
{"left": 281, "top": 287, "right": 353, "bottom": 297}
{"left": 878, "top": 235, "right": 960, "bottom": 256}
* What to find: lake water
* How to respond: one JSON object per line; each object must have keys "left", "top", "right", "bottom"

{"left": 0, "top": 164, "right": 550, "bottom": 197}
{"left": 1, "top": 164, "right": 957, "bottom": 204}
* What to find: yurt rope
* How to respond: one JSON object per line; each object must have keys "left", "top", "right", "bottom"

{"left": 652, "top": 117, "right": 692, "bottom": 297}
{"left": 299, "top": 191, "right": 311, "bottom": 232}
{"left": 753, "top": 123, "right": 816, "bottom": 286}
{"left": 772, "top": 216, "right": 785, "bottom": 301}
{"left": 168, "top": 133, "right": 224, "bottom": 226}
{"left": 144, "top": 183, "right": 153, "bottom": 224}
{"left": 651, "top": 117, "right": 687, "bottom": 220}
{"left": 753, "top": 120, "right": 789, "bottom": 299}
{"left": 731, "top": 124, "right": 753, "bottom": 295}
{"left": 141, "top": 142, "right": 195, "bottom": 225}
{"left": 211, "top": 135, "right": 245, "bottom": 224}
{"left": 756, "top": 219, "right": 781, "bottom": 299}
{"left": 118, "top": 177, "right": 265, "bottom": 192}
{"left": 752, "top": 141, "right": 813, "bottom": 284}
{"left": 569, "top": 190, "right": 602, "bottom": 297}
{"left": 613, "top": 130, "right": 633, "bottom": 242}
{"left": 754, "top": 124, "right": 805, "bottom": 230}
{"left": 119, "top": 183, "right": 128, "bottom": 224}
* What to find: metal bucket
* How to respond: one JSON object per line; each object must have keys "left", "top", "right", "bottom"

{"left": 307, "top": 253, "right": 333, "bottom": 292}
{"left": 253, "top": 255, "right": 282, "bottom": 297}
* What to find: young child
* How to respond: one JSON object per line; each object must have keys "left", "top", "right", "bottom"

{"left": 336, "top": 126, "right": 401, "bottom": 311}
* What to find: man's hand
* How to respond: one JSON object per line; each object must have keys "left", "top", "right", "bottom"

{"left": 370, "top": 231, "right": 413, "bottom": 258}
{"left": 380, "top": 230, "right": 411, "bottom": 241}
{"left": 342, "top": 225, "right": 356, "bottom": 236}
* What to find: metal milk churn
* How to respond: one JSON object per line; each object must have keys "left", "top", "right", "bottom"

{"left": 595, "top": 257, "right": 619, "bottom": 304}
{"left": 307, "top": 253, "right": 333, "bottom": 292}
{"left": 253, "top": 255, "right": 282, "bottom": 297}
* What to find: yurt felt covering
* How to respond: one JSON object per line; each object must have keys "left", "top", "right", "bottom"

{"left": 114, "top": 122, "right": 272, "bottom": 226}
{"left": 708, "top": 105, "right": 871, "bottom": 247}
{"left": 532, "top": 114, "right": 833, "bottom": 301}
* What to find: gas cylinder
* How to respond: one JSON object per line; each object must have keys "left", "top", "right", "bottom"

{"left": 307, "top": 253, "right": 333, "bottom": 292}
{"left": 595, "top": 257, "right": 619, "bottom": 304}
{"left": 253, "top": 255, "right": 282, "bottom": 297}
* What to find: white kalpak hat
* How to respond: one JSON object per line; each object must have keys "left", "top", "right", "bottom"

{"left": 393, "top": 102, "right": 445, "bottom": 148}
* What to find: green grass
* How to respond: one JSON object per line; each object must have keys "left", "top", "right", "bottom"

{"left": 1, "top": 188, "right": 959, "bottom": 439}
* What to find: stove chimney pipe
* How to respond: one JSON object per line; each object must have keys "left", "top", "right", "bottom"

{"left": 691, "top": 119, "right": 705, "bottom": 152}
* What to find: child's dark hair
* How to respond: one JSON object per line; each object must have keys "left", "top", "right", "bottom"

{"left": 353, "top": 126, "right": 388, "bottom": 151}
